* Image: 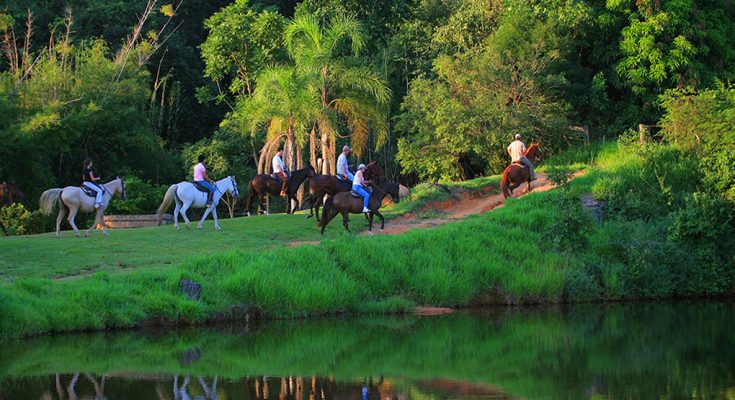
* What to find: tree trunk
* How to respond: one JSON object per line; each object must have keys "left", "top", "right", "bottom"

{"left": 320, "top": 126, "right": 330, "bottom": 174}
{"left": 328, "top": 134, "right": 337, "bottom": 175}
{"left": 296, "top": 143, "right": 305, "bottom": 210}
{"left": 309, "top": 126, "right": 317, "bottom": 170}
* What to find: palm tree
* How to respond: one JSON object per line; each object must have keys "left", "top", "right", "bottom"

{"left": 238, "top": 66, "right": 320, "bottom": 174}
{"left": 284, "top": 13, "right": 391, "bottom": 174}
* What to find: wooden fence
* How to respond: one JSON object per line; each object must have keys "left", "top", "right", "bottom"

{"left": 101, "top": 214, "right": 173, "bottom": 229}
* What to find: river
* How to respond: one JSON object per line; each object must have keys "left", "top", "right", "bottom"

{"left": 1, "top": 302, "right": 734, "bottom": 399}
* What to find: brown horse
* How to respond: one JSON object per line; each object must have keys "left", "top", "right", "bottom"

{"left": 305, "top": 161, "right": 385, "bottom": 223}
{"left": 500, "top": 143, "right": 541, "bottom": 199}
{"left": 246, "top": 166, "right": 316, "bottom": 215}
{"left": 320, "top": 182, "right": 400, "bottom": 234}
{"left": 0, "top": 182, "right": 25, "bottom": 236}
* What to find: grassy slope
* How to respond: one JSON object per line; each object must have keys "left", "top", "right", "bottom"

{"left": 1, "top": 142, "right": 730, "bottom": 340}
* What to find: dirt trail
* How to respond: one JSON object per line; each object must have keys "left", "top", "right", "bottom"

{"left": 380, "top": 172, "right": 566, "bottom": 235}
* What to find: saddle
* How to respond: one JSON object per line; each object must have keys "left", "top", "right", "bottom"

{"left": 336, "top": 174, "right": 350, "bottom": 182}
{"left": 511, "top": 161, "right": 529, "bottom": 168}
{"left": 192, "top": 181, "right": 210, "bottom": 193}
{"left": 270, "top": 171, "right": 291, "bottom": 182}
{"left": 80, "top": 183, "right": 103, "bottom": 197}
{"left": 349, "top": 191, "right": 362, "bottom": 198}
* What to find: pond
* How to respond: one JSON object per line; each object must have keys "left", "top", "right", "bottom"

{"left": 1, "top": 302, "right": 734, "bottom": 399}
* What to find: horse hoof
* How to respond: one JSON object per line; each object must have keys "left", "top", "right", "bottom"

{"left": 197, "top": 226, "right": 202, "bottom": 230}
{"left": 175, "top": 225, "right": 180, "bottom": 230}
{"left": 246, "top": 212, "right": 251, "bottom": 217}
{"left": 305, "top": 215, "right": 311, "bottom": 219}
{"left": 84, "top": 233, "right": 90, "bottom": 237}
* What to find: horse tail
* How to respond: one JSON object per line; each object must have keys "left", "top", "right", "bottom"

{"left": 157, "top": 184, "right": 178, "bottom": 217}
{"left": 500, "top": 168, "right": 512, "bottom": 199}
{"left": 39, "top": 189, "right": 63, "bottom": 216}
{"left": 319, "top": 195, "right": 334, "bottom": 228}
{"left": 246, "top": 179, "right": 257, "bottom": 214}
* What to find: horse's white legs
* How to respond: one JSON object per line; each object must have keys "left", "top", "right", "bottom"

{"left": 86, "top": 209, "right": 107, "bottom": 236}
{"left": 173, "top": 200, "right": 182, "bottom": 230}
{"left": 198, "top": 207, "right": 213, "bottom": 230}
{"left": 55, "top": 207, "right": 67, "bottom": 239}
{"left": 180, "top": 201, "right": 193, "bottom": 229}
{"left": 67, "top": 207, "right": 81, "bottom": 237}
{"left": 212, "top": 208, "right": 221, "bottom": 231}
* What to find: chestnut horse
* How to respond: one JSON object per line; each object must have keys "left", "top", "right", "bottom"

{"left": 305, "top": 161, "right": 385, "bottom": 223}
{"left": 320, "top": 182, "right": 400, "bottom": 234}
{"left": 500, "top": 144, "right": 541, "bottom": 199}
{"left": 245, "top": 166, "right": 316, "bottom": 215}
{"left": 0, "top": 182, "right": 25, "bottom": 235}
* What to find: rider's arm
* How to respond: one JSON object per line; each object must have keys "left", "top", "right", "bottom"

{"left": 89, "top": 170, "right": 100, "bottom": 182}
{"left": 203, "top": 170, "right": 215, "bottom": 183}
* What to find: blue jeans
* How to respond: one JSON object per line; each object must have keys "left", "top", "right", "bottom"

{"left": 195, "top": 180, "right": 215, "bottom": 193}
{"left": 353, "top": 185, "right": 370, "bottom": 209}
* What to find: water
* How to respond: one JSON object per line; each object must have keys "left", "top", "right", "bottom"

{"left": 1, "top": 302, "right": 734, "bottom": 399}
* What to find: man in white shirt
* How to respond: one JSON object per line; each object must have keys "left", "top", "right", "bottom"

{"left": 272, "top": 148, "right": 288, "bottom": 196}
{"left": 507, "top": 134, "right": 536, "bottom": 180}
{"left": 336, "top": 145, "right": 354, "bottom": 181}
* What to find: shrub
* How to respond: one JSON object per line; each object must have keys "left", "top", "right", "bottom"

{"left": 0, "top": 203, "right": 52, "bottom": 235}
{"left": 106, "top": 176, "right": 169, "bottom": 215}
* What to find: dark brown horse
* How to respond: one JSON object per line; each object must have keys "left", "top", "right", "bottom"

{"left": 0, "top": 181, "right": 25, "bottom": 236}
{"left": 500, "top": 143, "right": 541, "bottom": 199}
{"left": 305, "top": 161, "right": 384, "bottom": 223}
{"left": 320, "top": 182, "right": 400, "bottom": 234}
{"left": 246, "top": 166, "right": 316, "bottom": 215}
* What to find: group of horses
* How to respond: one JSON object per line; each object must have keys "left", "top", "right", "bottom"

{"left": 4, "top": 144, "right": 539, "bottom": 238}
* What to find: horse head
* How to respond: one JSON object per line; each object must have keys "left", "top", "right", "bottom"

{"left": 526, "top": 144, "right": 541, "bottom": 162}
{"left": 0, "top": 181, "right": 24, "bottom": 205}
{"left": 365, "top": 161, "right": 385, "bottom": 183}
{"left": 229, "top": 176, "right": 240, "bottom": 199}
{"left": 116, "top": 176, "right": 127, "bottom": 201}
{"left": 307, "top": 165, "right": 317, "bottom": 178}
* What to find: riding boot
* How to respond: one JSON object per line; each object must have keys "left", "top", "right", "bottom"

{"left": 206, "top": 192, "right": 213, "bottom": 208}
{"left": 280, "top": 180, "right": 288, "bottom": 197}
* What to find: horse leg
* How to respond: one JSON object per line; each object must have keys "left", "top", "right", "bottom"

{"left": 67, "top": 207, "right": 81, "bottom": 237}
{"left": 527, "top": 179, "right": 533, "bottom": 194}
{"left": 314, "top": 196, "right": 324, "bottom": 224}
{"left": 320, "top": 207, "right": 339, "bottom": 235}
{"left": 509, "top": 182, "right": 521, "bottom": 197}
{"left": 341, "top": 211, "right": 350, "bottom": 232}
{"left": 180, "top": 201, "right": 193, "bottom": 229}
{"left": 173, "top": 201, "right": 181, "bottom": 230}
{"left": 368, "top": 213, "right": 374, "bottom": 233}
{"left": 212, "top": 207, "right": 221, "bottom": 231}
{"left": 55, "top": 206, "right": 67, "bottom": 239}
{"left": 374, "top": 210, "right": 386, "bottom": 231}
{"left": 85, "top": 209, "right": 101, "bottom": 236}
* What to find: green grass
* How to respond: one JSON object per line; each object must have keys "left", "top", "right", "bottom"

{"left": 1, "top": 141, "right": 732, "bottom": 340}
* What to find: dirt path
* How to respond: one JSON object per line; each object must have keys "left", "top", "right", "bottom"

{"left": 380, "top": 172, "right": 565, "bottom": 235}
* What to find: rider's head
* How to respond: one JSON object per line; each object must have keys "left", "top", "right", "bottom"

{"left": 515, "top": 134, "right": 522, "bottom": 140}
{"left": 343, "top": 145, "right": 351, "bottom": 155}
{"left": 198, "top": 154, "right": 206, "bottom": 163}
{"left": 277, "top": 147, "right": 284, "bottom": 156}
{"left": 357, "top": 164, "right": 367, "bottom": 171}
{"left": 84, "top": 158, "right": 93, "bottom": 168}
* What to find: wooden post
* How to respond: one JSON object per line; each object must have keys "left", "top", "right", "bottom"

{"left": 639, "top": 123, "right": 647, "bottom": 145}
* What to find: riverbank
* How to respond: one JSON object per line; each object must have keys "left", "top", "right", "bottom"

{"left": 1, "top": 142, "right": 733, "bottom": 340}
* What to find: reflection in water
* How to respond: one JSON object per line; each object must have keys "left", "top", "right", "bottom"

{"left": 1, "top": 302, "right": 735, "bottom": 399}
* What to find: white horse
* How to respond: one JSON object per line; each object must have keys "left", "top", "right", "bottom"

{"left": 39, "top": 177, "right": 127, "bottom": 238}
{"left": 157, "top": 176, "right": 239, "bottom": 230}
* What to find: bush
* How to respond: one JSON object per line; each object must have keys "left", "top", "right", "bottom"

{"left": 0, "top": 203, "right": 53, "bottom": 235}
{"left": 106, "top": 176, "right": 169, "bottom": 215}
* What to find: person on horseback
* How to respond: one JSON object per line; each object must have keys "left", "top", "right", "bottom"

{"left": 193, "top": 154, "right": 216, "bottom": 208}
{"left": 82, "top": 159, "right": 105, "bottom": 208}
{"left": 352, "top": 164, "right": 372, "bottom": 214}
{"left": 272, "top": 148, "right": 288, "bottom": 196}
{"left": 336, "top": 145, "right": 354, "bottom": 181}
{"left": 507, "top": 134, "right": 536, "bottom": 180}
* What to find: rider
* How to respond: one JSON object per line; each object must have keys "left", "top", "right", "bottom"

{"left": 272, "top": 148, "right": 288, "bottom": 196}
{"left": 507, "top": 134, "right": 536, "bottom": 180}
{"left": 193, "top": 154, "right": 216, "bottom": 208}
{"left": 82, "top": 159, "right": 104, "bottom": 208}
{"left": 336, "top": 145, "right": 354, "bottom": 181}
{"left": 352, "top": 164, "right": 372, "bottom": 214}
